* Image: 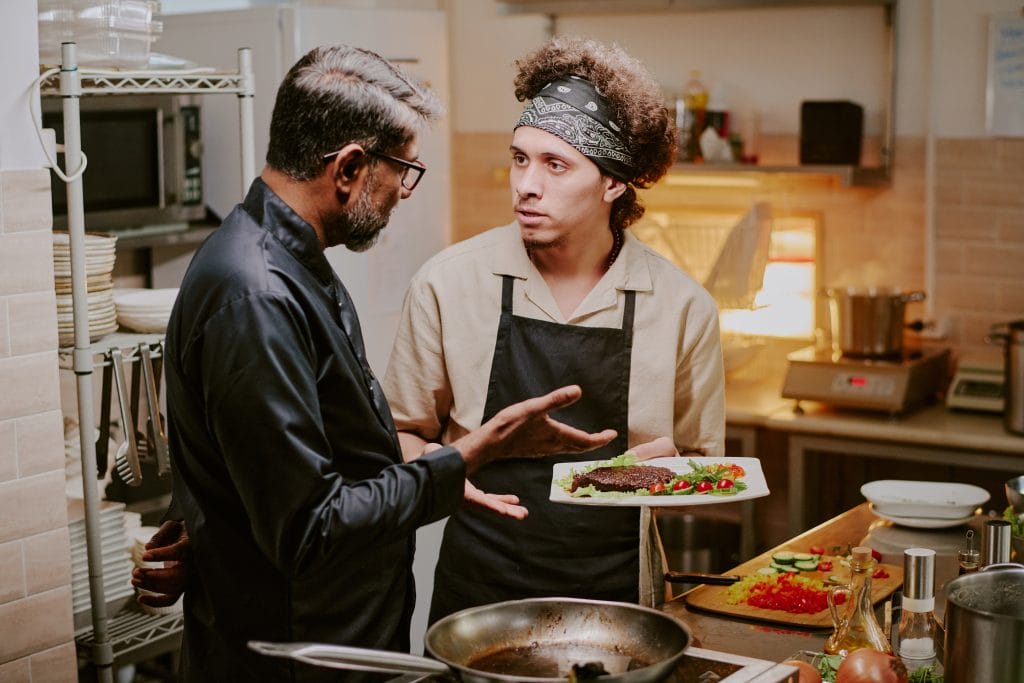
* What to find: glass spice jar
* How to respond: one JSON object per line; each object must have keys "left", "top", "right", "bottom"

{"left": 824, "top": 546, "right": 892, "bottom": 656}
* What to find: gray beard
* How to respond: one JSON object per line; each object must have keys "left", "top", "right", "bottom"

{"left": 324, "top": 174, "right": 392, "bottom": 252}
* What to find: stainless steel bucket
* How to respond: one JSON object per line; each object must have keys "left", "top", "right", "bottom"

{"left": 942, "top": 564, "right": 1024, "bottom": 682}
{"left": 824, "top": 287, "right": 925, "bottom": 357}
{"left": 987, "top": 320, "right": 1024, "bottom": 435}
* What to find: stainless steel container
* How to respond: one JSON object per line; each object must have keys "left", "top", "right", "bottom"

{"left": 943, "top": 564, "right": 1024, "bottom": 682}
{"left": 825, "top": 287, "right": 925, "bottom": 357}
{"left": 988, "top": 320, "right": 1024, "bottom": 435}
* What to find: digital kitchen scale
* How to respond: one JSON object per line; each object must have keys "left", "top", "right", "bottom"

{"left": 945, "top": 358, "right": 1005, "bottom": 413}
{"left": 782, "top": 346, "right": 951, "bottom": 415}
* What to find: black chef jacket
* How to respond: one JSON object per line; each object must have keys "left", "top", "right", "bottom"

{"left": 164, "top": 178, "right": 465, "bottom": 682}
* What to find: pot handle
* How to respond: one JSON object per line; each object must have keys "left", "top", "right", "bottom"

{"left": 899, "top": 290, "right": 926, "bottom": 304}
{"left": 979, "top": 562, "right": 1024, "bottom": 572}
{"left": 248, "top": 641, "right": 451, "bottom": 676}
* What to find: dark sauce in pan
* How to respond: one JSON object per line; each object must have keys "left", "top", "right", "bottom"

{"left": 466, "top": 643, "right": 646, "bottom": 677}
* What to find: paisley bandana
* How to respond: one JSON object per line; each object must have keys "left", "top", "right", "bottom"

{"left": 515, "top": 75, "right": 636, "bottom": 182}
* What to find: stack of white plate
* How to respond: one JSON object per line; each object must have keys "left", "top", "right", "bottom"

{"left": 862, "top": 480, "right": 991, "bottom": 529}
{"left": 67, "top": 499, "right": 135, "bottom": 621}
{"left": 113, "top": 288, "right": 178, "bottom": 333}
{"left": 129, "top": 524, "right": 183, "bottom": 615}
{"left": 53, "top": 232, "right": 118, "bottom": 347}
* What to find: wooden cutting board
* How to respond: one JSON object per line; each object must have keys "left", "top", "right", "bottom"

{"left": 683, "top": 551, "right": 903, "bottom": 629}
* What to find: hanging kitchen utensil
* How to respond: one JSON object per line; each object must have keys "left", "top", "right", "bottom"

{"left": 110, "top": 347, "right": 142, "bottom": 486}
{"left": 95, "top": 354, "right": 113, "bottom": 478}
{"left": 128, "top": 343, "right": 150, "bottom": 463}
{"left": 139, "top": 342, "right": 170, "bottom": 476}
{"left": 250, "top": 598, "right": 691, "bottom": 683}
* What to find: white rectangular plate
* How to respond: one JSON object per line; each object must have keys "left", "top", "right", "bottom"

{"left": 549, "top": 456, "right": 769, "bottom": 507}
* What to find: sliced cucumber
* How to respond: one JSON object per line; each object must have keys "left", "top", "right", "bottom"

{"left": 793, "top": 552, "right": 815, "bottom": 562}
{"left": 755, "top": 567, "right": 778, "bottom": 575}
{"left": 771, "top": 551, "right": 796, "bottom": 564}
{"left": 794, "top": 560, "right": 820, "bottom": 571}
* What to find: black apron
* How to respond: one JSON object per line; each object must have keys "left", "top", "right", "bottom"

{"left": 430, "top": 275, "right": 639, "bottom": 623}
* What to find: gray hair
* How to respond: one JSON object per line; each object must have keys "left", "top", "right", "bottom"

{"left": 266, "top": 45, "right": 443, "bottom": 181}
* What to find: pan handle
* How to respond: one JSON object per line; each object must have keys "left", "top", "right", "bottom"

{"left": 248, "top": 641, "right": 451, "bottom": 677}
{"left": 664, "top": 571, "right": 740, "bottom": 586}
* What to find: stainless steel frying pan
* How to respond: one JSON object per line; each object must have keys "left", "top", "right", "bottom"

{"left": 250, "top": 598, "right": 691, "bottom": 682}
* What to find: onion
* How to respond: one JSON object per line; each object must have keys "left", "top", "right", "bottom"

{"left": 782, "top": 659, "right": 822, "bottom": 683}
{"left": 836, "top": 649, "right": 908, "bottom": 683}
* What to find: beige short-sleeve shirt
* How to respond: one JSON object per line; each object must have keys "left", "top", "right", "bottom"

{"left": 383, "top": 223, "right": 726, "bottom": 456}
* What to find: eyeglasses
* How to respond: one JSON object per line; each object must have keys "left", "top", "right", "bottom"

{"left": 323, "top": 148, "right": 427, "bottom": 191}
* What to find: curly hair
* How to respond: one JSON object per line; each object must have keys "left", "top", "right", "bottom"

{"left": 513, "top": 36, "right": 675, "bottom": 232}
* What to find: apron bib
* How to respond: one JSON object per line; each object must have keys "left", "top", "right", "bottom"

{"left": 430, "top": 275, "right": 639, "bottom": 622}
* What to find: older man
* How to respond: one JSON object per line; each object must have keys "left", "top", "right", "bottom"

{"left": 155, "top": 45, "right": 615, "bottom": 682}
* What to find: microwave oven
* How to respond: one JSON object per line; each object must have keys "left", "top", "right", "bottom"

{"left": 43, "top": 93, "right": 205, "bottom": 232}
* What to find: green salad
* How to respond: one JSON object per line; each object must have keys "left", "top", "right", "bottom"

{"left": 1004, "top": 505, "right": 1024, "bottom": 537}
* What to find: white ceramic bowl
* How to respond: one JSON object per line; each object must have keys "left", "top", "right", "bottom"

{"left": 860, "top": 479, "right": 990, "bottom": 520}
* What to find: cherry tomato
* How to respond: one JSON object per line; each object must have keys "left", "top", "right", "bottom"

{"left": 871, "top": 549, "right": 883, "bottom": 563}
{"left": 872, "top": 567, "right": 890, "bottom": 579}
{"left": 672, "top": 480, "right": 692, "bottom": 492}
{"left": 648, "top": 482, "right": 666, "bottom": 495}
{"left": 715, "top": 479, "right": 734, "bottom": 490}
{"left": 809, "top": 545, "right": 825, "bottom": 556}
{"left": 817, "top": 560, "right": 833, "bottom": 572}
{"left": 695, "top": 480, "right": 713, "bottom": 493}
{"left": 728, "top": 464, "right": 746, "bottom": 479}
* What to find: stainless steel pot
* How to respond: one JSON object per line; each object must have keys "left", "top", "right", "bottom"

{"left": 825, "top": 286, "right": 925, "bottom": 357}
{"left": 987, "top": 320, "right": 1024, "bottom": 435}
{"left": 250, "top": 598, "right": 692, "bottom": 683}
{"left": 943, "top": 563, "right": 1024, "bottom": 683}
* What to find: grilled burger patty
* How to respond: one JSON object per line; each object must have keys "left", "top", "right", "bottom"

{"left": 571, "top": 464, "right": 675, "bottom": 493}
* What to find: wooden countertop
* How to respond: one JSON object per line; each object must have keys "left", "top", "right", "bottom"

{"left": 661, "top": 502, "right": 960, "bottom": 662}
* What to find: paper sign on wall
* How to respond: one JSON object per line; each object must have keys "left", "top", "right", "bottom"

{"left": 987, "top": 12, "right": 1024, "bottom": 137}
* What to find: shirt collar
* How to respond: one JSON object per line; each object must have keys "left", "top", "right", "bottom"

{"left": 242, "top": 177, "right": 336, "bottom": 285}
{"left": 489, "top": 222, "right": 654, "bottom": 293}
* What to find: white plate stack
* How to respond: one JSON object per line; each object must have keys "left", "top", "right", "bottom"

{"left": 130, "top": 524, "right": 183, "bottom": 615}
{"left": 113, "top": 288, "right": 178, "bottom": 333}
{"left": 862, "top": 480, "right": 991, "bottom": 529}
{"left": 68, "top": 499, "right": 135, "bottom": 626}
{"left": 53, "top": 231, "right": 118, "bottom": 347}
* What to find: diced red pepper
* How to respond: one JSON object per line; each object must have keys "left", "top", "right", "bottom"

{"left": 871, "top": 549, "right": 883, "bottom": 563}
{"left": 872, "top": 567, "right": 889, "bottom": 579}
{"left": 809, "top": 545, "right": 825, "bottom": 555}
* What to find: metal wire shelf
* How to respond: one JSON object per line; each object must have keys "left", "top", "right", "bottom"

{"left": 76, "top": 606, "right": 183, "bottom": 668}
{"left": 39, "top": 69, "right": 250, "bottom": 96}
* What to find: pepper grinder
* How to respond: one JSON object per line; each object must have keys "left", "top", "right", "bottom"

{"left": 982, "top": 518, "right": 1012, "bottom": 567}
{"left": 897, "top": 548, "right": 936, "bottom": 660}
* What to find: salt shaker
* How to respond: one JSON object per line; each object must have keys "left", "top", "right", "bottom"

{"left": 982, "top": 519, "right": 1012, "bottom": 567}
{"left": 898, "top": 548, "right": 937, "bottom": 660}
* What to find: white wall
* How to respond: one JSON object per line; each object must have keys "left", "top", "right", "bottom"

{"left": 1, "top": 0, "right": 49, "bottom": 170}
{"left": 447, "top": 0, "right": 1023, "bottom": 139}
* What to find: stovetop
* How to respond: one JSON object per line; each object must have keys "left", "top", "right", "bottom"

{"left": 787, "top": 345, "right": 949, "bottom": 368}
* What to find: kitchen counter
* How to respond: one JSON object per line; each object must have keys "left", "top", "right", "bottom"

{"left": 662, "top": 502, "right": 969, "bottom": 663}
{"left": 723, "top": 369, "right": 1024, "bottom": 535}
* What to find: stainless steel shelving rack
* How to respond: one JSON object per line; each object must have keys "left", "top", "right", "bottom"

{"left": 40, "top": 43, "right": 255, "bottom": 683}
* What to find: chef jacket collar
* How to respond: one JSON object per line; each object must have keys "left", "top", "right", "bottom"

{"left": 242, "top": 177, "right": 336, "bottom": 285}
{"left": 490, "top": 223, "right": 653, "bottom": 322}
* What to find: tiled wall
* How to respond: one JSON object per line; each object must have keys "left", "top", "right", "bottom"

{"left": 451, "top": 133, "right": 1024, "bottom": 361}
{"left": 0, "top": 169, "right": 77, "bottom": 681}
{"left": 934, "top": 138, "right": 1024, "bottom": 358}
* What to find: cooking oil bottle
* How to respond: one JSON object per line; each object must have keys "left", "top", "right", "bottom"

{"left": 824, "top": 546, "right": 892, "bottom": 656}
{"left": 675, "top": 69, "right": 708, "bottom": 162}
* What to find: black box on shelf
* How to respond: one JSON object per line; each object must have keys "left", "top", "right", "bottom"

{"left": 799, "top": 100, "right": 864, "bottom": 165}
